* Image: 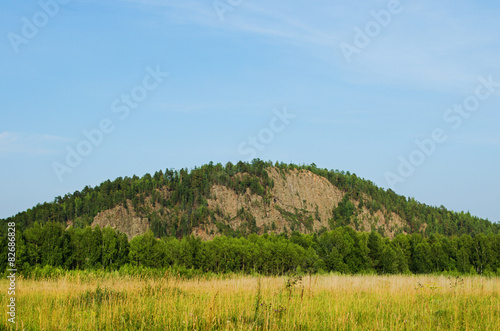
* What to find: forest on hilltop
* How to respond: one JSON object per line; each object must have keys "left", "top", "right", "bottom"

{"left": 3, "top": 160, "right": 500, "bottom": 276}
{"left": 2, "top": 160, "right": 498, "bottom": 239}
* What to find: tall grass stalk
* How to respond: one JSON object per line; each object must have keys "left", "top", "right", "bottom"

{"left": 1, "top": 274, "right": 499, "bottom": 330}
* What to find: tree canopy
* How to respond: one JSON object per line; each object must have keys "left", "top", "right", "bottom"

{"left": 3, "top": 224, "right": 499, "bottom": 276}
{"left": 2, "top": 159, "right": 498, "bottom": 240}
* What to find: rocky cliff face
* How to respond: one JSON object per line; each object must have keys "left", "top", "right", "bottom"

{"left": 92, "top": 201, "right": 150, "bottom": 240}
{"left": 205, "top": 168, "right": 344, "bottom": 234}
{"left": 91, "top": 167, "right": 406, "bottom": 239}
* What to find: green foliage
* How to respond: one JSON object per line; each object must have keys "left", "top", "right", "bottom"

{"left": 276, "top": 206, "right": 314, "bottom": 232}
{"left": 332, "top": 195, "right": 356, "bottom": 227}
{"left": 78, "top": 285, "right": 127, "bottom": 307}
{"left": 2, "top": 222, "right": 500, "bottom": 277}
{"left": 2, "top": 159, "right": 500, "bottom": 278}
{"left": 2, "top": 160, "right": 498, "bottom": 241}
{"left": 380, "top": 246, "right": 398, "bottom": 274}
{"left": 368, "top": 231, "right": 383, "bottom": 272}
{"left": 129, "top": 231, "right": 167, "bottom": 268}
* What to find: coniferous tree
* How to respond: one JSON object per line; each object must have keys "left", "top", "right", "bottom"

{"left": 368, "top": 231, "right": 383, "bottom": 272}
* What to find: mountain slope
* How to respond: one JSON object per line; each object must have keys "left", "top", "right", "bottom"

{"left": 3, "top": 160, "right": 498, "bottom": 239}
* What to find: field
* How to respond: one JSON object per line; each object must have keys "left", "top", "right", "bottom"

{"left": 1, "top": 273, "right": 499, "bottom": 330}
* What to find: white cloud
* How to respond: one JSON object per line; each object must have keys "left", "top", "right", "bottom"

{"left": 0, "top": 132, "right": 70, "bottom": 157}
{"left": 105, "top": 0, "right": 500, "bottom": 91}
{"left": 448, "top": 133, "right": 500, "bottom": 147}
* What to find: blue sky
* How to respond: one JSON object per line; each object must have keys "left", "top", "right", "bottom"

{"left": 1, "top": 0, "right": 499, "bottom": 223}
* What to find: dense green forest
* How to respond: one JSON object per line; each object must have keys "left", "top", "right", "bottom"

{"left": 2, "top": 160, "right": 498, "bottom": 239}
{"left": 2, "top": 223, "right": 499, "bottom": 276}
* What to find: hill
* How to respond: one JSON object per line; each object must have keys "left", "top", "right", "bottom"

{"left": 2, "top": 160, "right": 498, "bottom": 239}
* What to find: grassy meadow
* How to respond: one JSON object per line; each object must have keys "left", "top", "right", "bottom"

{"left": 1, "top": 273, "right": 499, "bottom": 330}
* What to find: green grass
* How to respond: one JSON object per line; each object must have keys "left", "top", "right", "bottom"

{"left": 1, "top": 274, "right": 499, "bottom": 330}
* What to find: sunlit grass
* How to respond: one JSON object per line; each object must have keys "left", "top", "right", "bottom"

{"left": 1, "top": 274, "right": 499, "bottom": 330}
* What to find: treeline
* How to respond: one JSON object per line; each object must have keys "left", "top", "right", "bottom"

{"left": 3, "top": 223, "right": 500, "bottom": 276}
{"left": 290, "top": 163, "right": 498, "bottom": 236}
{"left": 1, "top": 160, "right": 274, "bottom": 237}
{"left": 2, "top": 160, "right": 498, "bottom": 239}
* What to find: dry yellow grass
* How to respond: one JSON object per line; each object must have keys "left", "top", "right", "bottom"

{"left": 1, "top": 274, "right": 499, "bottom": 330}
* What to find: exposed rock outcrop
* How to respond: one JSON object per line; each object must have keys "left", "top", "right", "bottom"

{"left": 91, "top": 167, "right": 408, "bottom": 240}
{"left": 92, "top": 201, "right": 150, "bottom": 240}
